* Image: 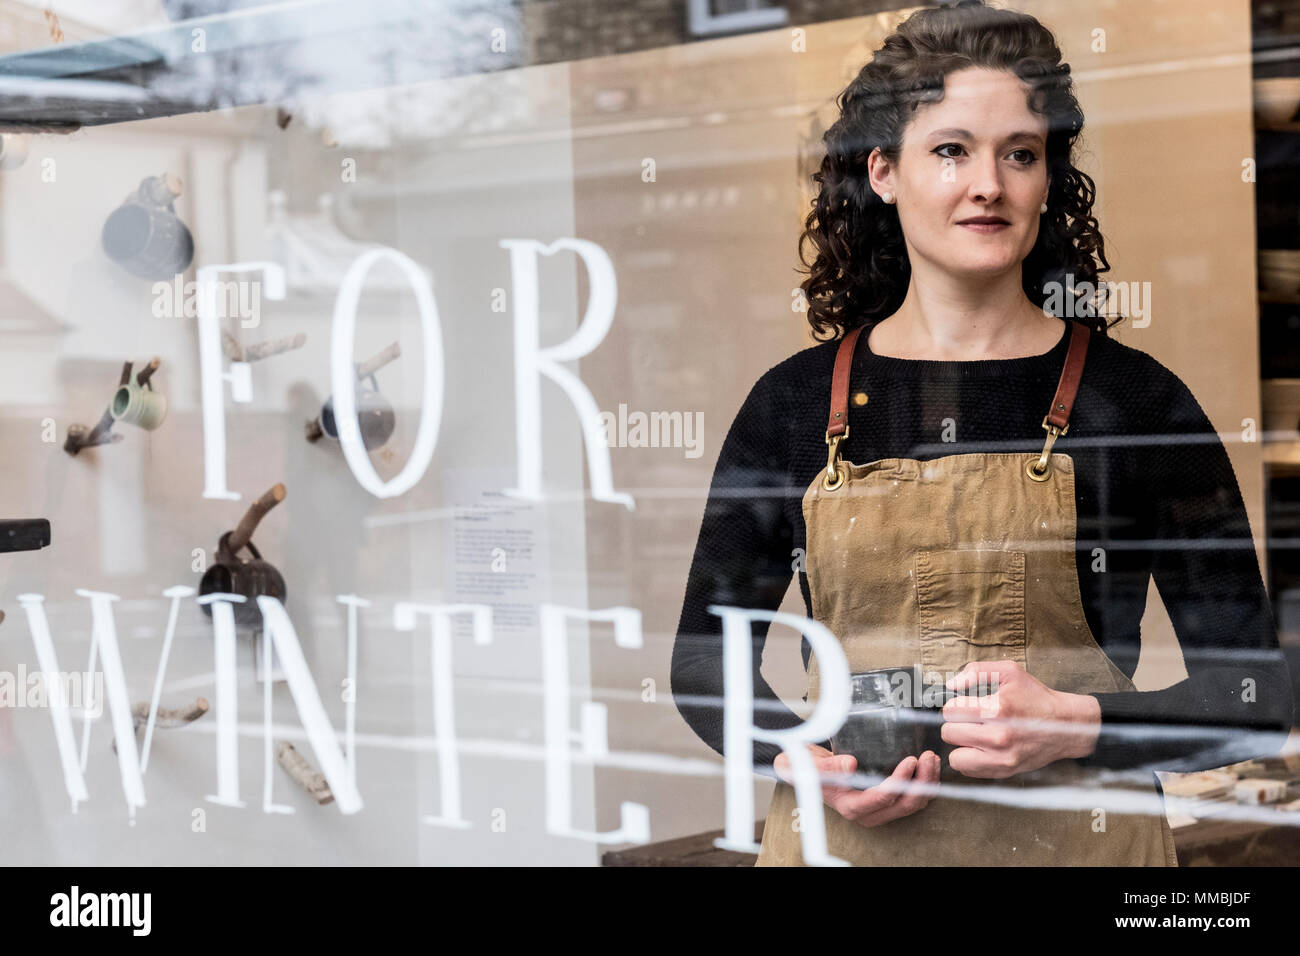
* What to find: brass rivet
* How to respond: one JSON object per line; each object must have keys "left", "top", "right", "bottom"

{"left": 853, "top": 392, "right": 868, "bottom": 406}
{"left": 833, "top": 412, "right": 842, "bottom": 418}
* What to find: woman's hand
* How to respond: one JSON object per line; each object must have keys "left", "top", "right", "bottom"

{"left": 941, "top": 659, "right": 1102, "bottom": 778}
{"left": 773, "top": 744, "right": 941, "bottom": 828}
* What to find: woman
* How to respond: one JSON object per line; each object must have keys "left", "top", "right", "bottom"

{"left": 670, "top": 0, "right": 1294, "bottom": 866}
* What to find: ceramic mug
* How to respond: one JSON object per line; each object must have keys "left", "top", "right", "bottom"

{"left": 111, "top": 383, "right": 168, "bottom": 431}
{"left": 102, "top": 200, "right": 195, "bottom": 280}
{"left": 829, "top": 665, "right": 957, "bottom": 783}
{"left": 198, "top": 534, "right": 286, "bottom": 631}
{"left": 319, "top": 385, "right": 396, "bottom": 451}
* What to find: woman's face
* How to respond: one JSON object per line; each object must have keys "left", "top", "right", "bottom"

{"left": 869, "top": 66, "right": 1051, "bottom": 279}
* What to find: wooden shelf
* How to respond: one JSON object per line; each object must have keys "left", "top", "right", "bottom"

{"left": 599, "top": 817, "right": 1300, "bottom": 866}
{"left": 1264, "top": 440, "right": 1300, "bottom": 467}
{"left": 1256, "top": 120, "right": 1300, "bottom": 133}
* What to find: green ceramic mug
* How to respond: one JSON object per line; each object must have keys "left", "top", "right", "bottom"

{"left": 111, "top": 383, "right": 168, "bottom": 431}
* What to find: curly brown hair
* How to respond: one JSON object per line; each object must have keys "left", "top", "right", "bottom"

{"left": 798, "top": 0, "right": 1124, "bottom": 341}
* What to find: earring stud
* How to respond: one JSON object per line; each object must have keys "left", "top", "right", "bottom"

{"left": 883, "top": 192, "right": 895, "bottom": 204}
{"left": 1040, "top": 202, "right": 1048, "bottom": 214}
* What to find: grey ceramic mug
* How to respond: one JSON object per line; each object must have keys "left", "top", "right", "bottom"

{"left": 829, "top": 665, "right": 957, "bottom": 785}
{"left": 102, "top": 200, "right": 194, "bottom": 280}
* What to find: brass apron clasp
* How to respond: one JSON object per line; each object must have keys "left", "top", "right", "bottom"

{"left": 824, "top": 427, "right": 847, "bottom": 491}
{"left": 1026, "top": 415, "right": 1067, "bottom": 481}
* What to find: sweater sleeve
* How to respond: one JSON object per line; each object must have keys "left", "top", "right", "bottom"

{"left": 1076, "top": 368, "right": 1295, "bottom": 772}
{"left": 669, "top": 367, "right": 803, "bottom": 779}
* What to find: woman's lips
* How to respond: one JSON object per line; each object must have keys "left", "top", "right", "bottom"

{"left": 959, "top": 222, "right": 1009, "bottom": 234}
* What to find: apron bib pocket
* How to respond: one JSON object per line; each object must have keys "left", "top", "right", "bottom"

{"left": 915, "top": 548, "right": 1027, "bottom": 678}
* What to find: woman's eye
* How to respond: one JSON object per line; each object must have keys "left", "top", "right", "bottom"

{"left": 933, "top": 144, "right": 1038, "bottom": 164}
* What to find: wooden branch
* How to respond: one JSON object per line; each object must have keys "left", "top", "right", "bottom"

{"left": 62, "top": 424, "right": 88, "bottom": 455}
{"left": 85, "top": 406, "right": 118, "bottom": 445}
{"left": 138, "top": 175, "right": 182, "bottom": 208}
{"left": 64, "top": 407, "right": 122, "bottom": 456}
{"left": 114, "top": 697, "right": 208, "bottom": 753}
{"left": 227, "top": 483, "right": 286, "bottom": 553}
{"left": 223, "top": 333, "right": 306, "bottom": 363}
{"left": 64, "top": 357, "right": 161, "bottom": 455}
{"left": 44, "top": 7, "right": 64, "bottom": 44}
{"left": 243, "top": 333, "right": 306, "bottom": 363}
{"left": 355, "top": 342, "right": 401, "bottom": 380}
{"left": 131, "top": 697, "right": 209, "bottom": 731}
{"left": 134, "top": 357, "right": 162, "bottom": 388}
{"left": 221, "top": 329, "right": 244, "bottom": 362}
{"left": 275, "top": 742, "right": 334, "bottom": 805}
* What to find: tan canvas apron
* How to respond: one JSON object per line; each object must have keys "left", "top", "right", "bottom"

{"left": 755, "top": 321, "right": 1178, "bottom": 866}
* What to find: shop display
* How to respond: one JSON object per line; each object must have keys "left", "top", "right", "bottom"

{"left": 197, "top": 484, "right": 288, "bottom": 630}
{"left": 101, "top": 174, "right": 195, "bottom": 280}
{"left": 63, "top": 358, "right": 165, "bottom": 455}
{"left": 276, "top": 741, "right": 334, "bottom": 805}
{"left": 306, "top": 342, "right": 399, "bottom": 451}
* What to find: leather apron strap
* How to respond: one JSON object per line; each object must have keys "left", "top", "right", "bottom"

{"left": 823, "top": 320, "right": 1091, "bottom": 487}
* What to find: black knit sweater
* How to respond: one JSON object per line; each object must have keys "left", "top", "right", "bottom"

{"left": 670, "top": 320, "right": 1295, "bottom": 777}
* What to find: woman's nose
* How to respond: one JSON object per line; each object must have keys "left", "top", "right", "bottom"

{"left": 968, "top": 155, "right": 1004, "bottom": 203}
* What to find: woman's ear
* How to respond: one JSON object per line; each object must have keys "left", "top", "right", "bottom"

{"left": 868, "top": 147, "right": 893, "bottom": 201}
